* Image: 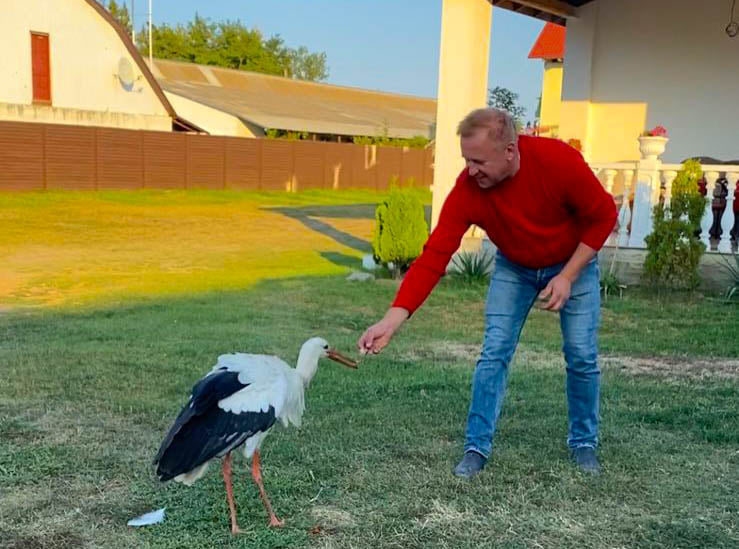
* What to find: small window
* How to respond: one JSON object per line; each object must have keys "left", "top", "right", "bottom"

{"left": 31, "top": 32, "right": 51, "bottom": 103}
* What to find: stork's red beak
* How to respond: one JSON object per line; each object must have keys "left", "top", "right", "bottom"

{"left": 327, "top": 349, "right": 358, "bottom": 369}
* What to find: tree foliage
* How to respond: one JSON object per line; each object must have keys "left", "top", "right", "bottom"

{"left": 105, "top": 0, "right": 132, "bottom": 34}
{"left": 134, "top": 14, "right": 328, "bottom": 81}
{"left": 487, "top": 86, "right": 526, "bottom": 125}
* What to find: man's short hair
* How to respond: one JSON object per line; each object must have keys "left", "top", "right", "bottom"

{"left": 457, "top": 108, "right": 517, "bottom": 145}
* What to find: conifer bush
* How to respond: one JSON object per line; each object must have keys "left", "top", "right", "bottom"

{"left": 372, "top": 188, "right": 428, "bottom": 277}
{"left": 644, "top": 160, "right": 706, "bottom": 289}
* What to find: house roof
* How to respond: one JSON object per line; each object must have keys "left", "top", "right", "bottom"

{"left": 528, "top": 23, "right": 566, "bottom": 59}
{"left": 490, "top": 0, "right": 595, "bottom": 26}
{"left": 82, "top": 0, "right": 176, "bottom": 121}
{"left": 151, "top": 59, "right": 437, "bottom": 139}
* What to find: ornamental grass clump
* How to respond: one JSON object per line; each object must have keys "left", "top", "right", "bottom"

{"left": 451, "top": 250, "right": 493, "bottom": 285}
{"left": 644, "top": 159, "right": 706, "bottom": 289}
{"left": 372, "top": 188, "right": 428, "bottom": 277}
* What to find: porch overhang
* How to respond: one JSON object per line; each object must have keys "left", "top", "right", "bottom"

{"left": 488, "top": 0, "right": 595, "bottom": 26}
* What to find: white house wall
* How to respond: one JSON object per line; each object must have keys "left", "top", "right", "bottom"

{"left": 562, "top": 0, "right": 739, "bottom": 163}
{"left": 0, "top": 0, "right": 171, "bottom": 130}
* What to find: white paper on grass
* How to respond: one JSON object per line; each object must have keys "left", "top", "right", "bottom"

{"left": 127, "top": 508, "right": 166, "bottom": 527}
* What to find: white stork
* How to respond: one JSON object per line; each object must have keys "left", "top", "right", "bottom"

{"left": 153, "top": 337, "right": 357, "bottom": 534}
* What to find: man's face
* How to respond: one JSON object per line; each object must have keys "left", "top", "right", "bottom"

{"left": 460, "top": 128, "right": 517, "bottom": 189}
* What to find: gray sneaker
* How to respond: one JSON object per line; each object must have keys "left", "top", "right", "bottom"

{"left": 570, "top": 446, "right": 602, "bottom": 475}
{"left": 453, "top": 451, "right": 487, "bottom": 479}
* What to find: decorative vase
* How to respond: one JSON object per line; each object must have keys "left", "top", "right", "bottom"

{"left": 638, "top": 136, "right": 668, "bottom": 160}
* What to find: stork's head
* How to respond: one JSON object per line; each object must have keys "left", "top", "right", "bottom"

{"left": 297, "top": 337, "right": 358, "bottom": 385}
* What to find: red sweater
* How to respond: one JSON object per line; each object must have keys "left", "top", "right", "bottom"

{"left": 393, "top": 136, "right": 617, "bottom": 314}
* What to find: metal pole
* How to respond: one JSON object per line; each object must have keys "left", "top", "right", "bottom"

{"left": 148, "top": 0, "right": 153, "bottom": 66}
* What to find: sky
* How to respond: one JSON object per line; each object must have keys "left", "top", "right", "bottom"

{"left": 127, "top": 0, "right": 547, "bottom": 124}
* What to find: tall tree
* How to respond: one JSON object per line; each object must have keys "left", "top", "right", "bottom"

{"left": 287, "top": 47, "right": 329, "bottom": 81}
{"left": 487, "top": 86, "right": 526, "bottom": 126}
{"left": 138, "top": 16, "right": 329, "bottom": 82}
{"left": 105, "top": 0, "right": 132, "bottom": 34}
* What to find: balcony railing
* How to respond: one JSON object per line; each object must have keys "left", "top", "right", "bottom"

{"left": 590, "top": 156, "right": 738, "bottom": 253}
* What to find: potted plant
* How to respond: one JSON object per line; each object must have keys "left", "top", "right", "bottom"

{"left": 638, "top": 125, "right": 669, "bottom": 160}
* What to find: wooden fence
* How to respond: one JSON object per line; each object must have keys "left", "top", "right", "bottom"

{"left": 0, "top": 121, "right": 434, "bottom": 192}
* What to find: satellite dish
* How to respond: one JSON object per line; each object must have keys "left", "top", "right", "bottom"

{"left": 117, "top": 57, "right": 135, "bottom": 91}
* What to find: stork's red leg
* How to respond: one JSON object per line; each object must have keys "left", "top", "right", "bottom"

{"left": 222, "top": 452, "right": 243, "bottom": 535}
{"left": 251, "top": 449, "right": 284, "bottom": 527}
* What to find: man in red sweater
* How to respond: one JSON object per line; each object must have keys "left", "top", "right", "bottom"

{"left": 358, "top": 108, "right": 617, "bottom": 478}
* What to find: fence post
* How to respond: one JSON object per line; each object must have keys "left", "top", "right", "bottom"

{"left": 41, "top": 125, "right": 47, "bottom": 191}
{"left": 257, "top": 138, "right": 263, "bottom": 191}
{"left": 93, "top": 127, "right": 98, "bottom": 191}
{"left": 140, "top": 131, "right": 146, "bottom": 189}
{"left": 183, "top": 133, "right": 189, "bottom": 189}
{"left": 289, "top": 141, "right": 297, "bottom": 192}
{"left": 222, "top": 137, "right": 227, "bottom": 190}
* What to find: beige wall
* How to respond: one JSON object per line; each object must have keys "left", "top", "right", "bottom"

{"left": 538, "top": 60, "right": 563, "bottom": 137}
{"left": 163, "top": 92, "right": 259, "bottom": 138}
{"left": 0, "top": 0, "right": 171, "bottom": 130}
{"left": 432, "top": 0, "right": 492, "bottom": 229}
{"left": 561, "top": 0, "right": 739, "bottom": 163}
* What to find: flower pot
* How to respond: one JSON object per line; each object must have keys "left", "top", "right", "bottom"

{"left": 638, "top": 136, "right": 669, "bottom": 160}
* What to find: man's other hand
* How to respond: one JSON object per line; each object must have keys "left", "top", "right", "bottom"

{"left": 537, "top": 274, "right": 572, "bottom": 312}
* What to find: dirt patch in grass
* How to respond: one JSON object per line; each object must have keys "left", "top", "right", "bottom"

{"left": 310, "top": 505, "right": 356, "bottom": 529}
{"left": 602, "top": 356, "right": 739, "bottom": 380}
{"left": 399, "top": 342, "right": 480, "bottom": 364}
{"left": 0, "top": 531, "right": 84, "bottom": 549}
{"left": 415, "top": 500, "right": 476, "bottom": 529}
{"left": 398, "top": 343, "right": 739, "bottom": 381}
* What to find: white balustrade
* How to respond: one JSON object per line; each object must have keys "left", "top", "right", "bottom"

{"left": 700, "top": 171, "right": 720, "bottom": 249}
{"left": 662, "top": 170, "right": 678, "bottom": 209}
{"left": 590, "top": 157, "right": 739, "bottom": 254}
{"left": 719, "top": 171, "right": 738, "bottom": 253}
{"left": 618, "top": 169, "right": 635, "bottom": 247}
{"left": 591, "top": 163, "right": 637, "bottom": 247}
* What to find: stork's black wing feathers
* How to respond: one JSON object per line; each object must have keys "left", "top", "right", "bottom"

{"left": 153, "top": 368, "right": 277, "bottom": 481}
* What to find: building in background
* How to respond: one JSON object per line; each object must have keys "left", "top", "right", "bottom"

{"left": 0, "top": 0, "right": 197, "bottom": 132}
{"left": 151, "top": 58, "right": 436, "bottom": 141}
{"left": 528, "top": 22, "right": 565, "bottom": 139}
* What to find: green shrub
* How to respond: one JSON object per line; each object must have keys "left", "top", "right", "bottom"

{"left": 719, "top": 253, "right": 739, "bottom": 302}
{"left": 353, "top": 135, "right": 430, "bottom": 149}
{"left": 450, "top": 250, "right": 493, "bottom": 285}
{"left": 600, "top": 271, "right": 625, "bottom": 301}
{"left": 372, "top": 188, "right": 428, "bottom": 277}
{"left": 643, "top": 160, "right": 706, "bottom": 289}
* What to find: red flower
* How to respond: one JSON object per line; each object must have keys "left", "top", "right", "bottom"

{"left": 644, "top": 125, "right": 668, "bottom": 137}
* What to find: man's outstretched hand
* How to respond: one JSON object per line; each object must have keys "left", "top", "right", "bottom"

{"left": 358, "top": 307, "right": 409, "bottom": 355}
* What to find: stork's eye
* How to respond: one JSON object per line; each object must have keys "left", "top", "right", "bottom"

{"left": 323, "top": 344, "right": 329, "bottom": 350}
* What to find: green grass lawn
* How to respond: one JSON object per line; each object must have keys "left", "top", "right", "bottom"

{"left": 0, "top": 189, "right": 428, "bottom": 308}
{"left": 1, "top": 279, "right": 737, "bottom": 548}
{"left": 1, "top": 190, "right": 737, "bottom": 548}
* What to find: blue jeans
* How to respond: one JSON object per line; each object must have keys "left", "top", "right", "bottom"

{"left": 464, "top": 251, "right": 601, "bottom": 458}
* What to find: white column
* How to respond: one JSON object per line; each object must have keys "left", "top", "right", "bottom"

{"left": 629, "top": 158, "right": 661, "bottom": 248}
{"left": 718, "top": 172, "right": 738, "bottom": 253}
{"left": 662, "top": 170, "right": 678, "bottom": 209}
{"left": 603, "top": 169, "right": 617, "bottom": 245}
{"left": 700, "top": 171, "right": 719, "bottom": 249}
{"left": 603, "top": 169, "right": 617, "bottom": 194}
{"left": 617, "top": 169, "right": 634, "bottom": 247}
{"left": 431, "top": 0, "right": 492, "bottom": 229}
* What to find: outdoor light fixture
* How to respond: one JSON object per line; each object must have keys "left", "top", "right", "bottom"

{"left": 727, "top": 0, "right": 738, "bottom": 37}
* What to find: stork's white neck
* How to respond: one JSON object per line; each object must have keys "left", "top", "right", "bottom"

{"left": 295, "top": 346, "right": 321, "bottom": 387}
